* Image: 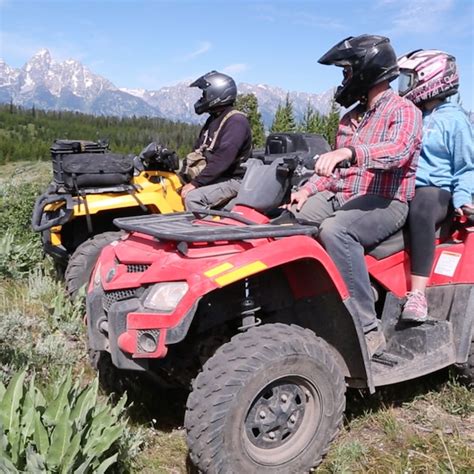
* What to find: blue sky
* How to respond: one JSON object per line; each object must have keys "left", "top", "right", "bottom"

{"left": 1, "top": 0, "right": 473, "bottom": 110}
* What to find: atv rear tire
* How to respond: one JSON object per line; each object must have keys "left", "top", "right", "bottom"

{"left": 65, "top": 231, "right": 123, "bottom": 298}
{"left": 455, "top": 338, "right": 474, "bottom": 387}
{"left": 185, "top": 323, "right": 346, "bottom": 473}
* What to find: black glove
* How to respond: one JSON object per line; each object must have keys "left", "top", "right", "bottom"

{"left": 159, "top": 149, "right": 179, "bottom": 171}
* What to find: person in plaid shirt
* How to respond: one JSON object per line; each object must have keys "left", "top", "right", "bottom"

{"left": 289, "top": 35, "right": 422, "bottom": 357}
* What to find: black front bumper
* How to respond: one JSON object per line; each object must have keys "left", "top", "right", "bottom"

{"left": 87, "top": 286, "right": 149, "bottom": 371}
{"left": 42, "top": 230, "right": 69, "bottom": 264}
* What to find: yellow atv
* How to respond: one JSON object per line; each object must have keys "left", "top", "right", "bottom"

{"left": 32, "top": 140, "right": 184, "bottom": 296}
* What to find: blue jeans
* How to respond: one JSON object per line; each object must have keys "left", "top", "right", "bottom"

{"left": 292, "top": 192, "right": 408, "bottom": 332}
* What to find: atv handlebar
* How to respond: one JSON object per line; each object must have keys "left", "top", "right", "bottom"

{"left": 138, "top": 142, "right": 179, "bottom": 171}
{"left": 31, "top": 192, "right": 75, "bottom": 232}
{"left": 310, "top": 154, "right": 352, "bottom": 170}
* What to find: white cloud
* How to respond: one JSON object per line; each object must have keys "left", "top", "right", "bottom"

{"left": 250, "top": 3, "right": 342, "bottom": 30}
{"left": 380, "top": 0, "right": 455, "bottom": 35}
{"left": 291, "top": 12, "right": 344, "bottom": 29}
{"left": 252, "top": 3, "right": 278, "bottom": 22}
{"left": 177, "top": 41, "right": 212, "bottom": 62}
{"left": 222, "top": 63, "right": 249, "bottom": 75}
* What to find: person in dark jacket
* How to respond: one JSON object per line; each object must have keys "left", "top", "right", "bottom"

{"left": 181, "top": 70, "right": 252, "bottom": 211}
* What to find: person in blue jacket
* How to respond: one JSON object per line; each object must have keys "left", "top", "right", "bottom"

{"left": 398, "top": 49, "right": 474, "bottom": 322}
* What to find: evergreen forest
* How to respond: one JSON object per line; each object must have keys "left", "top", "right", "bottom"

{"left": 0, "top": 104, "right": 201, "bottom": 165}
{"left": 0, "top": 93, "right": 341, "bottom": 165}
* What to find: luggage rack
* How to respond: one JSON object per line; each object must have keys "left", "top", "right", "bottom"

{"left": 113, "top": 210, "right": 319, "bottom": 243}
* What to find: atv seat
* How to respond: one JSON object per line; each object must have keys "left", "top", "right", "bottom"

{"left": 367, "top": 216, "right": 454, "bottom": 260}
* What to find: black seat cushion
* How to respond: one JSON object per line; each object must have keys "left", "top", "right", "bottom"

{"left": 367, "top": 217, "right": 454, "bottom": 260}
{"left": 367, "top": 228, "right": 407, "bottom": 259}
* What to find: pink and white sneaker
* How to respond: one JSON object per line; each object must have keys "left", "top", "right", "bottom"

{"left": 401, "top": 290, "right": 428, "bottom": 323}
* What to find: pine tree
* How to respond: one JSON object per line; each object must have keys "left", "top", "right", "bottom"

{"left": 235, "top": 93, "right": 265, "bottom": 147}
{"left": 270, "top": 93, "right": 296, "bottom": 133}
{"left": 300, "top": 102, "right": 314, "bottom": 132}
{"left": 323, "top": 95, "right": 341, "bottom": 148}
{"left": 270, "top": 103, "right": 285, "bottom": 133}
{"left": 300, "top": 102, "right": 325, "bottom": 135}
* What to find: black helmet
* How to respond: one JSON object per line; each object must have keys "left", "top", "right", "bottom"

{"left": 190, "top": 70, "right": 237, "bottom": 115}
{"left": 318, "top": 34, "right": 399, "bottom": 107}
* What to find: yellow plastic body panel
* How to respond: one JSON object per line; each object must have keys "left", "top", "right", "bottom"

{"left": 45, "top": 171, "right": 184, "bottom": 216}
{"left": 44, "top": 171, "right": 184, "bottom": 247}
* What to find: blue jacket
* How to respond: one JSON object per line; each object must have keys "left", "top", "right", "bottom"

{"left": 416, "top": 101, "right": 473, "bottom": 209}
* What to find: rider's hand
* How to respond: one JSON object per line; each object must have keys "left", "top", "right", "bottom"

{"left": 315, "top": 148, "right": 352, "bottom": 177}
{"left": 455, "top": 203, "right": 474, "bottom": 216}
{"left": 285, "top": 188, "right": 310, "bottom": 211}
{"left": 181, "top": 183, "right": 196, "bottom": 199}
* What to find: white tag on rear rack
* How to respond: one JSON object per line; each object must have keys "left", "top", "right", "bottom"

{"left": 433, "top": 251, "right": 462, "bottom": 277}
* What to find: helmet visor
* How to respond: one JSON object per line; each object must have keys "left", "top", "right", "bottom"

{"left": 398, "top": 71, "right": 416, "bottom": 96}
{"left": 190, "top": 76, "right": 211, "bottom": 89}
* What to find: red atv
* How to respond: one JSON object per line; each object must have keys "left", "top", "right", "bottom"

{"left": 86, "top": 136, "right": 474, "bottom": 473}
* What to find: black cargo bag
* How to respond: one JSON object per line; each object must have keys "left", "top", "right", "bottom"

{"left": 51, "top": 139, "right": 109, "bottom": 184}
{"left": 61, "top": 153, "right": 134, "bottom": 189}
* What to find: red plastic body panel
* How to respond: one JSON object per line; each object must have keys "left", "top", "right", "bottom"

{"left": 368, "top": 228, "right": 474, "bottom": 297}
{"left": 94, "top": 231, "right": 350, "bottom": 357}
{"left": 90, "top": 209, "right": 473, "bottom": 359}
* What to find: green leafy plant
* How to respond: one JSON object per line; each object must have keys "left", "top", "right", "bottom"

{"left": 0, "top": 369, "right": 142, "bottom": 472}
{"left": 0, "top": 231, "right": 43, "bottom": 279}
{"left": 0, "top": 179, "right": 47, "bottom": 245}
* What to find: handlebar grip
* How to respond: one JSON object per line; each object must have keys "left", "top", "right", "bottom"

{"left": 337, "top": 159, "right": 352, "bottom": 168}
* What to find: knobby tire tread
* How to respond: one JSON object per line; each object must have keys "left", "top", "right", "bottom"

{"left": 185, "top": 323, "right": 346, "bottom": 473}
{"left": 65, "top": 230, "right": 123, "bottom": 298}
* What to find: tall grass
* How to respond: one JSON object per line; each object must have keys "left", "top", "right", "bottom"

{"left": 0, "top": 161, "right": 145, "bottom": 470}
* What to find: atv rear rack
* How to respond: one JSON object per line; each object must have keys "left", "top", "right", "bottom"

{"left": 113, "top": 211, "right": 319, "bottom": 243}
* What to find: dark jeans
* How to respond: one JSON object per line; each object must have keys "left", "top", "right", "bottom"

{"left": 292, "top": 192, "right": 408, "bottom": 333}
{"left": 409, "top": 186, "right": 451, "bottom": 277}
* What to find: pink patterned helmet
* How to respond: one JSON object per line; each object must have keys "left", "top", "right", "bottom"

{"left": 397, "top": 49, "right": 459, "bottom": 105}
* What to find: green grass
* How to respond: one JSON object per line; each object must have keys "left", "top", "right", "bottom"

{"left": 0, "top": 160, "right": 52, "bottom": 187}
{"left": 320, "top": 375, "right": 474, "bottom": 473}
{"left": 119, "top": 370, "right": 473, "bottom": 473}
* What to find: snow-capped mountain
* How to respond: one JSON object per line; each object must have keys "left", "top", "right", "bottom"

{"left": 0, "top": 49, "right": 334, "bottom": 127}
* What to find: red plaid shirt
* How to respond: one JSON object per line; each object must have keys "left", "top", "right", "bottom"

{"left": 302, "top": 89, "right": 422, "bottom": 204}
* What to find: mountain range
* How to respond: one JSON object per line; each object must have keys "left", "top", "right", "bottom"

{"left": 0, "top": 49, "right": 335, "bottom": 127}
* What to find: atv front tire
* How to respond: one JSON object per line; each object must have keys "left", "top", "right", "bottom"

{"left": 185, "top": 323, "right": 346, "bottom": 473}
{"left": 65, "top": 231, "right": 123, "bottom": 298}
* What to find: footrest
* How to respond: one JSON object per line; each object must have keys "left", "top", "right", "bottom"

{"left": 372, "top": 353, "right": 400, "bottom": 367}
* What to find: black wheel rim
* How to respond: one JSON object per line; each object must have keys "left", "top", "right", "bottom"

{"left": 243, "top": 375, "right": 322, "bottom": 465}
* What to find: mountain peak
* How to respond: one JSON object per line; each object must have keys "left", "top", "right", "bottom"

{"left": 35, "top": 48, "right": 51, "bottom": 56}
{"left": 0, "top": 51, "right": 334, "bottom": 126}
{"left": 31, "top": 48, "right": 52, "bottom": 62}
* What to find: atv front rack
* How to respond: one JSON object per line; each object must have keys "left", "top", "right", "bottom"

{"left": 113, "top": 211, "right": 319, "bottom": 243}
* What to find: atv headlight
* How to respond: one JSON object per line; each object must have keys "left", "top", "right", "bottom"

{"left": 143, "top": 282, "right": 188, "bottom": 312}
